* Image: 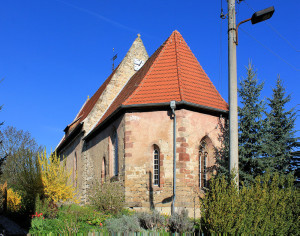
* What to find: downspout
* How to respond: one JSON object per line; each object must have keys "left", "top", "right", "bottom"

{"left": 170, "top": 101, "right": 176, "bottom": 215}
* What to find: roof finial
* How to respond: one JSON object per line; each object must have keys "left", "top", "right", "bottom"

{"left": 137, "top": 33, "right": 141, "bottom": 38}
{"left": 87, "top": 95, "right": 90, "bottom": 100}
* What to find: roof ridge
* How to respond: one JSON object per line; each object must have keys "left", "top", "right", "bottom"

{"left": 174, "top": 31, "right": 183, "bottom": 101}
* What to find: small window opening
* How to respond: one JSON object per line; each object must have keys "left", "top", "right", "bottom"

{"left": 153, "top": 148, "right": 160, "bottom": 186}
{"left": 112, "top": 131, "right": 118, "bottom": 176}
{"left": 199, "top": 142, "right": 207, "bottom": 188}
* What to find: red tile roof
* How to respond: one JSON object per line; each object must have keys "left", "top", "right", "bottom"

{"left": 96, "top": 30, "right": 228, "bottom": 127}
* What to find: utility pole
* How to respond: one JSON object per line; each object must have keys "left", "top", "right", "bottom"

{"left": 227, "top": 0, "right": 239, "bottom": 183}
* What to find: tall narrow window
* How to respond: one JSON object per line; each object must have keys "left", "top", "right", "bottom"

{"left": 153, "top": 148, "right": 160, "bottom": 186}
{"left": 112, "top": 131, "right": 118, "bottom": 176}
{"left": 199, "top": 142, "right": 207, "bottom": 188}
{"left": 101, "top": 157, "right": 107, "bottom": 183}
{"left": 74, "top": 152, "right": 77, "bottom": 187}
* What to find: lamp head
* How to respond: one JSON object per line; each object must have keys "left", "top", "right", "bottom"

{"left": 251, "top": 6, "right": 275, "bottom": 24}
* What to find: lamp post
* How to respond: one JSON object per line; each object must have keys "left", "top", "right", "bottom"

{"left": 227, "top": 1, "right": 275, "bottom": 184}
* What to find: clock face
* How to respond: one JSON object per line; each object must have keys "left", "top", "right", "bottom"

{"left": 134, "top": 58, "right": 144, "bottom": 71}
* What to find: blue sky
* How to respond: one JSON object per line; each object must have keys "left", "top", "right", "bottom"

{"left": 0, "top": 0, "right": 299, "bottom": 150}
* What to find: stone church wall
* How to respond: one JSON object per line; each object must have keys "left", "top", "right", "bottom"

{"left": 123, "top": 109, "right": 222, "bottom": 217}
{"left": 83, "top": 115, "right": 126, "bottom": 202}
{"left": 61, "top": 108, "right": 222, "bottom": 216}
{"left": 59, "top": 133, "right": 85, "bottom": 202}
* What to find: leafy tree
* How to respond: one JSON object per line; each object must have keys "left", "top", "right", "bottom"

{"left": 264, "top": 77, "right": 297, "bottom": 174}
{"left": 0, "top": 126, "right": 43, "bottom": 185}
{"left": 238, "top": 63, "right": 266, "bottom": 184}
{"left": 0, "top": 106, "right": 4, "bottom": 174}
{"left": 0, "top": 126, "right": 44, "bottom": 211}
{"left": 38, "top": 151, "right": 78, "bottom": 203}
{"left": 0, "top": 80, "right": 4, "bottom": 172}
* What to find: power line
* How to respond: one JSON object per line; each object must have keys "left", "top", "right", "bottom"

{"left": 243, "top": 0, "right": 299, "bottom": 52}
{"left": 239, "top": 28, "right": 299, "bottom": 71}
{"left": 264, "top": 21, "right": 300, "bottom": 52}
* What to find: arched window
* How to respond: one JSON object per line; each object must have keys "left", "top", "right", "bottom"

{"left": 112, "top": 131, "right": 118, "bottom": 176}
{"left": 153, "top": 147, "right": 160, "bottom": 186}
{"left": 199, "top": 141, "right": 207, "bottom": 188}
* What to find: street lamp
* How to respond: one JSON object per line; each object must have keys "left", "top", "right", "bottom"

{"left": 236, "top": 6, "right": 275, "bottom": 45}
{"left": 227, "top": 0, "right": 275, "bottom": 184}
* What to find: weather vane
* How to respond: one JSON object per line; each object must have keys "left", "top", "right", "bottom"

{"left": 112, "top": 48, "right": 118, "bottom": 72}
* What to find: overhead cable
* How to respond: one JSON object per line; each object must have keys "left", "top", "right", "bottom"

{"left": 239, "top": 28, "right": 299, "bottom": 71}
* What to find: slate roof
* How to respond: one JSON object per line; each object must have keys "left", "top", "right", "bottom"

{"left": 94, "top": 30, "right": 228, "bottom": 129}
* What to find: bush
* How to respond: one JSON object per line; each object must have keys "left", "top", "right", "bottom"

{"left": 89, "top": 180, "right": 125, "bottom": 214}
{"left": 105, "top": 214, "right": 141, "bottom": 233}
{"left": 200, "top": 172, "right": 299, "bottom": 235}
{"left": 30, "top": 204, "right": 106, "bottom": 234}
{"left": 35, "top": 195, "right": 58, "bottom": 219}
{"left": 7, "top": 188, "right": 22, "bottom": 213}
{"left": 137, "top": 210, "right": 166, "bottom": 230}
{"left": 168, "top": 209, "right": 194, "bottom": 233}
{"left": 0, "top": 182, "right": 7, "bottom": 213}
{"left": 39, "top": 151, "right": 78, "bottom": 204}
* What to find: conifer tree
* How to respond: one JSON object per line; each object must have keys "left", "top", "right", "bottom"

{"left": 215, "top": 118, "right": 230, "bottom": 177}
{"left": 290, "top": 138, "right": 299, "bottom": 184}
{"left": 264, "top": 77, "right": 296, "bottom": 174}
{"left": 238, "top": 63, "right": 266, "bottom": 184}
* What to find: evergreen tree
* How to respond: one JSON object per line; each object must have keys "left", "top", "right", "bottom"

{"left": 290, "top": 138, "right": 299, "bottom": 185}
{"left": 264, "top": 76, "right": 296, "bottom": 174}
{"left": 215, "top": 117, "right": 230, "bottom": 177}
{"left": 238, "top": 63, "right": 266, "bottom": 184}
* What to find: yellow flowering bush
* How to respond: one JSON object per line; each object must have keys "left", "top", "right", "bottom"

{"left": 38, "top": 151, "right": 78, "bottom": 204}
{"left": 7, "top": 188, "right": 22, "bottom": 212}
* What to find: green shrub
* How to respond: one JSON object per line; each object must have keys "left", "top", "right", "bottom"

{"left": 35, "top": 195, "right": 58, "bottom": 219}
{"left": 137, "top": 210, "right": 166, "bottom": 230}
{"left": 57, "top": 204, "right": 98, "bottom": 222}
{"left": 168, "top": 209, "right": 194, "bottom": 233}
{"left": 105, "top": 214, "right": 141, "bottom": 233}
{"left": 200, "top": 172, "right": 299, "bottom": 235}
{"left": 30, "top": 217, "right": 46, "bottom": 233}
{"left": 89, "top": 180, "right": 125, "bottom": 214}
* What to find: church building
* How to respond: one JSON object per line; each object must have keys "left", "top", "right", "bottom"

{"left": 56, "top": 31, "right": 228, "bottom": 216}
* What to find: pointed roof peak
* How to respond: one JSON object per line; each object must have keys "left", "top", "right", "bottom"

{"left": 171, "top": 30, "right": 182, "bottom": 37}
{"left": 134, "top": 33, "right": 144, "bottom": 43}
{"left": 94, "top": 31, "right": 228, "bottom": 127}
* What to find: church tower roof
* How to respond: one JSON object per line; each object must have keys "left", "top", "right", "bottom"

{"left": 93, "top": 30, "right": 228, "bottom": 130}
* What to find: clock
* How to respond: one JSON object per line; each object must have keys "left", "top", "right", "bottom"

{"left": 134, "top": 58, "right": 144, "bottom": 71}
